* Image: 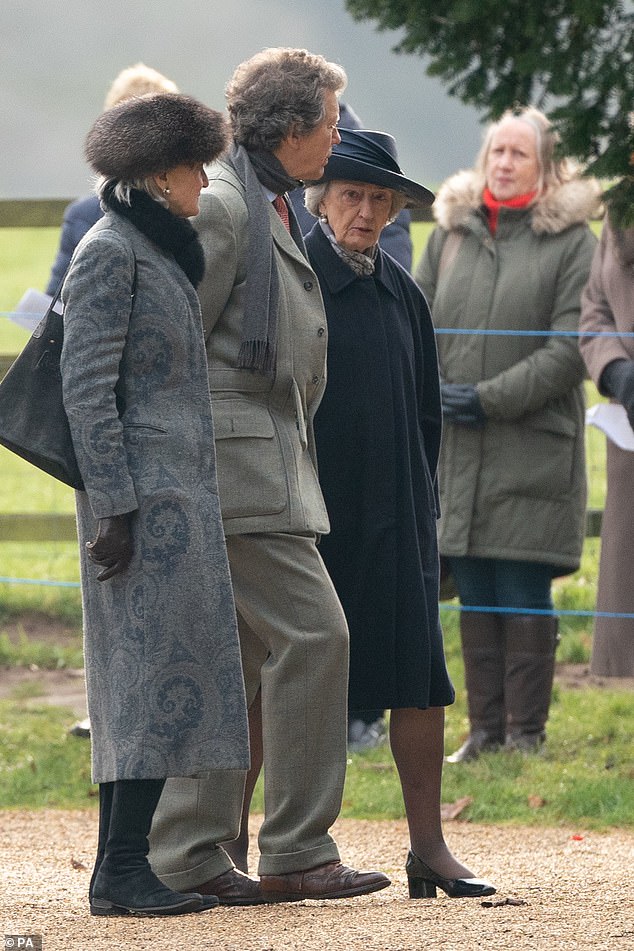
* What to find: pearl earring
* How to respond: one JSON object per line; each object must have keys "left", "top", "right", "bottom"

{"left": 163, "top": 187, "right": 170, "bottom": 196}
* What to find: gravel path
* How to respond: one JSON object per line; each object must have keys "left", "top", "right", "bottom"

{"left": 2, "top": 622, "right": 633, "bottom": 949}
{"left": 2, "top": 810, "right": 633, "bottom": 950}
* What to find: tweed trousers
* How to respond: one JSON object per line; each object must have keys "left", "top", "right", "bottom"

{"left": 148, "top": 532, "right": 349, "bottom": 883}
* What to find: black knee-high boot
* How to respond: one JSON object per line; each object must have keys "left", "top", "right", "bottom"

{"left": 90, "top": 778, "right": 218, "bottom": 917}
{"left": 89, "top": 781, "right": 114, "bottom": 903}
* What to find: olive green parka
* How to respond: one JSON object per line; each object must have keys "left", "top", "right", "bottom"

{"left": 416, "top": 170, "right": 601, "bottom": 575}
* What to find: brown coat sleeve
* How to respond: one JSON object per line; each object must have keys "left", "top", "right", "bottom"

{"left": 579, "top": 220, "right": 634, "bottom": 391}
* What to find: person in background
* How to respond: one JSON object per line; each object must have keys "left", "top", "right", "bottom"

{"left": 416, "top": 106, "right": 601, "bottom": 762}
{"left": 304, "top": 128, "right": 496, "bottom": 900}
{"left": 46, "top": 63, "right": 178, "bottom": 295}
{"left": 148, "top": 47, "right": 390, "bottom": 905}
{"left": 288, "top": 102, "right": 414, "bottom": 273}
{"left": 61, "top": 93, "right": 248, "bottom": 917}
{"left": 579, "top": 114, "right": 634, "bottom": 677}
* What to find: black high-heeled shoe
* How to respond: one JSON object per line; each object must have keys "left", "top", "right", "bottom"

{"left": 405, "top": 850, "right": 496, "bottom": 899}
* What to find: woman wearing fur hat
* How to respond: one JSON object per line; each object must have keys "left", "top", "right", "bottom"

{"left": 60, "top": 92, "right": 249, "bottom": 917}
{"left": 416, "top": 106, "right": 601, "bottom": 763}
{"left": 300, "top": 128, "right": 495, "bottom": 899}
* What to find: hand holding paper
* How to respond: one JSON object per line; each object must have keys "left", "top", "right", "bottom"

{"left": 586, "top": 403, "right": 634, "bottom": 452}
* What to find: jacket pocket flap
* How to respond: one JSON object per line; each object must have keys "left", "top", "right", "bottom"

{"left": 525, "top": 407, "right": 576, "bottom": 438}
{"left": 213, "top": 399, "right": 275, "bottom": 440}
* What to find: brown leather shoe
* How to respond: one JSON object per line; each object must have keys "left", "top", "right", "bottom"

{"left": 195, "top": 868, "right": 265, "bottom": 906}
{"left": 260, "top": 861, "right": 390, "bottom": 902}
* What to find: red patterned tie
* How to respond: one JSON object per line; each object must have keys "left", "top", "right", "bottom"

{"left": 272, "top": 194, "right": 291, "bottom": 232}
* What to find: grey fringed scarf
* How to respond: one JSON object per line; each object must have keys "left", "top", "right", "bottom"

{"left": 226, "top": 144, "right": 303, "bottom": 372}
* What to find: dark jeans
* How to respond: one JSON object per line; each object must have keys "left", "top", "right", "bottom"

{"left": 447, "top": 557, "right": 555, "bottom": 613}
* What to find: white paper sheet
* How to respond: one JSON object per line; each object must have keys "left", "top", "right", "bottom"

{"left": 7, "top": 288, "right": 61, "bottom": 332}
{"left": 586, "top": 402, "right": 634, "bottom": 451}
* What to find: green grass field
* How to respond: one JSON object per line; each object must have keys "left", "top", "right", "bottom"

{"left": 1, "top": 222, "right": 632, "bottom": 829}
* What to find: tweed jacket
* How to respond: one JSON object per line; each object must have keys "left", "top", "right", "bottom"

{"left": 61, "top": 212, "right": 248, "bottom": 782}
{"left": 195, "top": 160, "right": 330, "bottom": 536}
{"left": 416, "top": 170, "right": 601, "bottom": 574}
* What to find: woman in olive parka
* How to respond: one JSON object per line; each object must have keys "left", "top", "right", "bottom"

{"left": 416, "top": 106, "right": 601, "bottom": 762}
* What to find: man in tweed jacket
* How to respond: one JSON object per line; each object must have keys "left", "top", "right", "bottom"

{"left": 149, "top": 48, "right": 390, "bottom": 905}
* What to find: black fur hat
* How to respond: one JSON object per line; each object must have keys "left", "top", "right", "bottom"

{"left": 85, "top": 92, "right": 228, "bottom": 180}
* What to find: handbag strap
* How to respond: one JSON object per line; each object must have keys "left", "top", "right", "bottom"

{"left": 50, "top": 277, "right": 64, "bottom": 310}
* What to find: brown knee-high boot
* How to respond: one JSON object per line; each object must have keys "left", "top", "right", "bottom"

{"left": 503, "top": 614, "right": 559, "bottom": 750}
{"left": 446, "top": 611, "right": 506, "bottom": 763}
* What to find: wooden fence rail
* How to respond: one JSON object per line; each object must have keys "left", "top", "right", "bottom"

{"left": 0, "top": 198, "right": 435, "bottom": 229}
{"left": 0, "top": 509, "right": 606, "bottom": 543}
{"left": 0, "top": 198, "right": 75, "bottom": 228}
{"left": 0, "top": 513, "right": 77, "bottom": 542}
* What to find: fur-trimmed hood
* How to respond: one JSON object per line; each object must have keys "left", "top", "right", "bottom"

{"left": 433, "top": 168, "right": 603, "bottom": 236}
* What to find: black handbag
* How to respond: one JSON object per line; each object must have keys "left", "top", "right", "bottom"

{"left": 0, "top": 281, "right": 84, "bottom": 489}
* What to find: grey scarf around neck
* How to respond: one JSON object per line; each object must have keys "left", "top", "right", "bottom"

{"left": 320, "top": 219, "right": 378, "bottom": 276}
{"left": 226, "top": 143, "right": 302, "bottom": 373}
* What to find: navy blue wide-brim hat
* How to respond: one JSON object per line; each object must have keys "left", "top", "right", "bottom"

{"left": 319, "top": 128, "right": 435, "bottom": 207}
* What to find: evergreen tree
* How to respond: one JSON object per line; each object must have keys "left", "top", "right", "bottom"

{"left": 346, "top": 0, "right": 634, "bottom": 222}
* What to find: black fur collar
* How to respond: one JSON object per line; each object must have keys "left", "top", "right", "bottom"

{"left": 101, "top": 182, "right": 205, "bottom": 287}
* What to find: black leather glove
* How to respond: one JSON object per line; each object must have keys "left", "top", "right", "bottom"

{"left": 600, "top": 359, "right": 634, "bottom": 430}
{"left": 86, "top": 513, "right": 134, "bottom": 582}
{"left": 441, "top": 382, "right": 486, "bottom": 427}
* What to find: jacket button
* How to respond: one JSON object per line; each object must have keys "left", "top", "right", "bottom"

{"left": 317, "top": 327, "right": 325, "bottom": 336}
{"left": 312, "top": 375, "right": 320, "bottom": 385}
{"left": 304, "top": 281, "right": 314, "bottom": 291}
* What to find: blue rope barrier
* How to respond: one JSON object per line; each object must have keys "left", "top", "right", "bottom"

{"left": 3, "top": 312, "right": 634, "bottom": 338}
{"left": 0, "top": 576, "right": 80, "bottom": 588}
{"left": 439, "top": 603, "right": 634, "bottom": 619}
{"left": 433, "top": 328, "right": 634, "bottom": 338}
{"left": 0, "top": 318, "right": 44, "bottom": 330}
{"left": 1, "top": 312, "right": 51, "bottom": 324}
{"left": 1, "top": 574, "right": 633, "bottom": 620}
{"left": 1, "top": 315, "right": 628, "bottom": 615}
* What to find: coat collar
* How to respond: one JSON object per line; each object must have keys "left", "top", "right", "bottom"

{"left": 305, "top": 222, "right": 401, "bottom": 299}
{"left": 432, "top": 168, "right": 602, "bottom": 236}
{"left": 210, "top": 158, "right": 310, "bottom": 268}
{"left": 101, "top": 182, "right": 205, "bottom": 287}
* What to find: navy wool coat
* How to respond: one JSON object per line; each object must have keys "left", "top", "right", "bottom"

{"left": 306, "top": 223, "right": 454, "bottom": 711}
{"left": 61, "top": 213, "right": 249, "bottom": 782}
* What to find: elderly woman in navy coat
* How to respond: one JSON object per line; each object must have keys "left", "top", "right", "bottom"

{"left": 60, "top": 93, "right": 248, "bottom": 917}
{"left": 303, "top": 129, "right": 496, "bottom": 899}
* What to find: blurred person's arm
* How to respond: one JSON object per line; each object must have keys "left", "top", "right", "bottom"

{"left": 46, "top": 196, "right": 103, "bottom": 294}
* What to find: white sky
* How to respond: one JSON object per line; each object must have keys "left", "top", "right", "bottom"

{"left": 1, "top": 0, "right": 485, "bottom": 199}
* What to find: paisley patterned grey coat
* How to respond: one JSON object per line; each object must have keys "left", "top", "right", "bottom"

{"left": 61, "top": 212, "right": 249, "bottom": 783}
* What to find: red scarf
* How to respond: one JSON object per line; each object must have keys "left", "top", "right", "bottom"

{"left": 482, "top": 187, "right": 538, "bottom": 234}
